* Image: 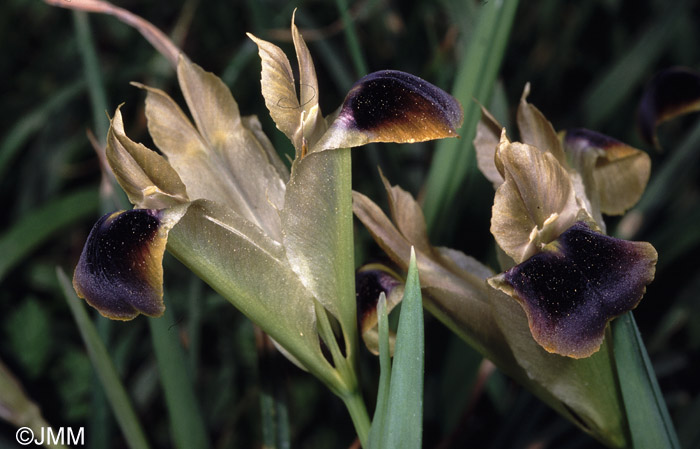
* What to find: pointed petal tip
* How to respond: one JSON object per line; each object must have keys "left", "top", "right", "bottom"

{"left": 313, "top": 70, "right": 463, "bottom": 151}
{"left": 73, "top": 209, "right": 170, "bottom": 321}
{"left": 491, "top": 222, "right": 657, "bottom": 358}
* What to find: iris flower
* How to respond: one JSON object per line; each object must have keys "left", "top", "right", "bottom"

{"left": 353, "top": 84, "right": 657, "bottom": 447}
{"left": 69, "top": 9, "right": 462, "bottom": 442}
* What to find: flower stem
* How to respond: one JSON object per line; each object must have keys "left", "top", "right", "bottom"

{"left": 341, "top": 388, "right": 371, "bottom": 448}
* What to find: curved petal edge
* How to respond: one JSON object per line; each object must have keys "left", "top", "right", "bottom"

{"left": 73, "top": 209, "right": 175, "bottom": 320}
{"left": 489, "top": 222, "right": 657, "bottom": 358}
{"left": 312, "top": 70, "right": 463, "bottom": 152}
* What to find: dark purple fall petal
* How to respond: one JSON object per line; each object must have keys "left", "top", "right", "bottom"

{"left": 313, "top": 70, "right": 463, "bottom": 151}
{"left": 638, "top": 67, "right": 700, "bottom": 148}
{"left": 499, "top": 222, "right": 657, "bottom": 358}
{"left": 355, "top": 266, "right": 402, "bottom": 334}
{"left": 73, "top": 209, "right": 167, "bottom": 320}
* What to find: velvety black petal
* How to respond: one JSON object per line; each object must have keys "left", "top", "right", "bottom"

{"left": 638, "top": 67, "right": 700, "bottom": 148}
{"left": 494, "top": 222, "right": 657, "bottom": 358}
{"left": 312, "top": 70, "right": 463, "bottom": 151}
{"left": 73, "top": 209, "right": 168, "bottom": 320}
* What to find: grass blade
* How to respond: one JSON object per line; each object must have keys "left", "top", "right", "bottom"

{"left": 612, "top": 312, "right": 681, "bottom": 449}
{"left": 0, "top": 188, "right": 98, "bottom": 282}
{"left": 334, "top": 0, "right": 368, "bottom": 78}
{"left": 149, "top": 302, "right": 211, "bottom": 449}
{"left": 379, "top": 248, "right": 424, "bottom": 449}
{"left": 73, "top": 10, "right": 109, "bottom": 141}
{"left": 367, "top": 292, "right": 391, "bottom": 448}
{"left": 422, "top": 0, "right": 519, "bottom": 237}
{"left": 56, "top": 268, "right": 151, "bottom": 449}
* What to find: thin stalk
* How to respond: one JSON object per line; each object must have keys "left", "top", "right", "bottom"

{"left": 73, "top": 10, "right": 109, "bottom": 141}
{"left": 341, "top": 389, "right": 371, "bottom": 448}
{"left": 314, "top": 301, "right": 370, "bottom": 447}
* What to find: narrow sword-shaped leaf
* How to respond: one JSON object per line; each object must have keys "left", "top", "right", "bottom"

{"left": 613, "top": 313, "right": 681, "bottom": 449}
{"left": 422, "top": 0, "right": 520, "bottom": 236}
{"left": 149, "top": 305, "right": 210, "bottom": 449}
{"left": 57, "top": 268, "right": 151, "bottom": 449}
{"left": 0, "top": 188, "right": 98, "bottom": 282}
{"left": 382, "top": 248, "right": 424, "bottom": 449}
{"left": 367, "top": 292, "right": 391, "bottom": 449}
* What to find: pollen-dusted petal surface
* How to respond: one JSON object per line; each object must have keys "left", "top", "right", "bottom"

{"left": 313, "top": 70, "right": 463, "bottom": 152}
{"left": 489, "top": 222, "right": 657, "bottom": 358}
{"left": 73, "top": 209, "right": 168, "bottom": 320}
{"left": 638, "top": 67, "right": 700, "bottom": 148}
{"left": 564, "top": 128, "right": 650, "bottom": 216}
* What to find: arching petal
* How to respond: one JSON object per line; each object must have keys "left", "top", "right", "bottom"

{"left": 73, "top": 208, "right": 183, "bottom": 320}
{"left": 312, "top": 70, "right": 463, "bottom": 152}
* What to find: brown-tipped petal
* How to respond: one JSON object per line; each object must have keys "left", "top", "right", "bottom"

{"left": 73, "top": 209, "right": 172, "bottom": 320}
{"left": 474, "top": 105, "right": 505, "bottom": 189}
{"left": 489, "top": 222, "right": 657, "bottom": 358}
{"left": 107, "top": 106, "right": 189, "bottom": 209}
{"left": 247, "top": 32, "right": 302, "bottom": 150}
{"left": 379, "top": 169, "right": 432, "bottom": 255}
{"left": 356, "top": 265, "right": 404, "bottom": 355}
{"left": 638, "top": 67, "right": 700, "bottom": 148}
{"left": 564, "top": 128, "right": 651, "bottom": 216}
{"left": 517, "top": 83, "right": 566, "bottom": 165}
{"left": 312, "top": 70, "right": 463, "bottom": 152}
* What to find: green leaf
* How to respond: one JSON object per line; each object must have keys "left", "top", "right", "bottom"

{"left": 381, "top": 248, "right": 424, "bottom": 449}
{"left": 0, "top": 188, "right": 99, "bottom": 282}
{"left": 57, "top": 267, "right": 151, "bottom": 449}
{"left": 422, "top": 0, "right": 519, "bottom": 237}
{"left": 612, "top": 312, "right": 681, "bottom": 449}
{"left": 149, "top": 303, "right": 210, "bottom": 449}
{"left": 367, "top": 292, "right": 391, "bottom": 449}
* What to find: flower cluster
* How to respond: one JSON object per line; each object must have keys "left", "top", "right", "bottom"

{"left": 354, "top": 84, "right": 657, "bottom": 447}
